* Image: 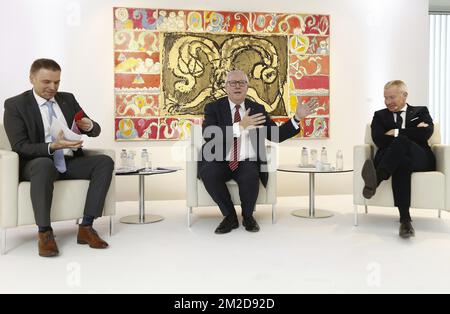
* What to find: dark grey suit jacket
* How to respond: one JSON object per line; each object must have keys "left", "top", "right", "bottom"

{"left": 3, "top": 90, "right": 100, "bottom": 170}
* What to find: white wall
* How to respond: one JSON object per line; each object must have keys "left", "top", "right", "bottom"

{"left": 0, "top": 0, "right": 430, "bottom": 201}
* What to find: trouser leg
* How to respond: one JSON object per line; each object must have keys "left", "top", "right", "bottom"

{"left": 62, "top": 155, "right": 114, "bottom": 218}
{"left": 391, "top": 159, "right": 413, "bottom": 209}
{"left": 377, "top": 135, "right": 435, "bottom": 221}
{"left": 376, "top": 136, "right": 409, "bottom": 179}
{"left": 20, "top": 158, "right": 59, "bottom": 227}
{"left": 232, "top": 161, "right": 260, "bottom": 217}
{"left": 199, "top": 162, "right": 235, "bottom": 216}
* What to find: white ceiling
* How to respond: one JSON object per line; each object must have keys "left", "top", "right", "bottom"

{"left": 430, "top": 0, "right": 450, "bottom": 11}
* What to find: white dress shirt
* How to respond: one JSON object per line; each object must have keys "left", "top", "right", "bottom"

{"left": 33, "top": 90, "right": 74, "bottom": 156}
{"left": 226, "top": 99, "right": 299, "bottom": 161}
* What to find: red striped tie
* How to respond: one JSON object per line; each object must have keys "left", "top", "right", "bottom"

{"left": 229, "top": 105, "right": 241, "bottom": 171}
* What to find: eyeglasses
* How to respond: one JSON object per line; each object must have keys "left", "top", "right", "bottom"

{"left": 226, "top": 80, "right": 248, "bottom": 87}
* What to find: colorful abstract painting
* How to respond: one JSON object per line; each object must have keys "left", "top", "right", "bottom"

{"left": 114, "top": 8, "right": 330, "bottom": 140}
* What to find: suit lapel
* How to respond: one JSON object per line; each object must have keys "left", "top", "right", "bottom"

{"left": 405, "top": 104, "right": 414, "bottom": 128}
{"left": 220, "top": 97, "right": 233, "bottom": 126}
{"left": 383, "top": 109, "right": 395, "bottom": 129}
{"left": 217, "top": 98, "right": 232, "bottom": 156}
{"left": 244, "top": 100, "right": 261, "bottom": 158}
{"left": 55, "top": 93, "right": 72, "bottom": 126}
{"left": 26, "top": 90, "right": 45, "bottom": 142}
{"left": 244, "top": 99, "right": 253, "bottom": 115}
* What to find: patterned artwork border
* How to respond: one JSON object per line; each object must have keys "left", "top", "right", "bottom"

{"left": 114, "top": 7, "right": 330, "bottom": 140}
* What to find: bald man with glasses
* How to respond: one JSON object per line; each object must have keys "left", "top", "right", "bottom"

{"left": 198, "top": 70, "right": 318, "bottom": 234}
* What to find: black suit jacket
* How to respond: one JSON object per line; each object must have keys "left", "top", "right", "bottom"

{"left": 371, "top": 104, "right": 435, "bottom": 166}
{"left": 3, "top": 90, "right": 101, "bottom": 170}
{"left": 199, "top": 97, "right": 300, "bottom": 186}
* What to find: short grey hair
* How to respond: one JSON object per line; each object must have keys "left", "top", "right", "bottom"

{"left": 225, "top": 70, "right": 248, "bottom": 83}
{"left": 384, "top": 80, "right": 408, "bottom": 94}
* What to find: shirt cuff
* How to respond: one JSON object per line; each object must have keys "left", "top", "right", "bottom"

{"left": 233, "top": 122, "right": 241, "bottom": 137}
{"left": 291, "top": 117, "right": 300, "bottom": 130}
{"left": 48, "top": 143, "right": 54, "bottom": 155}
{"left": 394, "top": 129, "right": 399, "bottom": 137}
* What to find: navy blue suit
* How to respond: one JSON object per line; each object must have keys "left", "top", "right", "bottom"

{"left": 198, "top": 97, "right": 299, "bottom": 217}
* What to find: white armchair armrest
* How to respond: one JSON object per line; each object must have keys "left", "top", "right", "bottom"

{"left": 353, "top": 144, "right": 373, "bottom": 205}
{"left": 433, "top": 144, "right": 450, "bottom": 210}
{"left": 0, "top": 150, "right": 19, "bottom": 228}
{"left": 186, "top": 144, "right": 199, "bottom": 207}
{"left": 265, "top": 145, "right": 277, "bottom": 204}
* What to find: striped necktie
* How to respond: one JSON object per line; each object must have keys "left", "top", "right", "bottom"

{"left": 229, "top": 105, "right": 241, "bottom": 171}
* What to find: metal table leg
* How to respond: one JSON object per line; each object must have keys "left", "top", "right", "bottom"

{"left": 120, "top": 174, "right": 164, "bottom": 224}
{"left": 291, "top": 173, "right": 334, "bottom": 219}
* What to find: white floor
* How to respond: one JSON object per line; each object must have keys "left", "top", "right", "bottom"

{"left": 1, "top": 195, "right": 450, "bottom": 294}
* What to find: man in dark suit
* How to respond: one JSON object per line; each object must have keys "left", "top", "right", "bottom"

{"left": 199, "top": 70, "right": 318, "bottom": 234}
{"left": 362, "top": 80, "right": 436, "bottom": 239}
{"left": 3, "top": 59, "right": 114, "bottom": 257}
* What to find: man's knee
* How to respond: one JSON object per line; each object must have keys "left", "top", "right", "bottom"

{"left": 95, "top": 155, "right": 115, "bottom": 171}
{"left": 393, "top": 158, "right": 412, "bottom": 175}
{"left": 200, "top": 163, "right": 225, "bottom": 182}
{"left": 392, "top": 135, "right": 409, "bottom": 146}
{"left": 30, "top": 158, "right": 58, "bottom": 176}
{"left": 242, "top": 174, "right": 259, "bottom": 188}
{"left": 240, "top": 164, "right": 259, "bottom": 181}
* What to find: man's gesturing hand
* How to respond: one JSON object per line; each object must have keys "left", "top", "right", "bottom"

{"left": 295, "top": 98, "right": 319, "bottom": 120}
{"left": 239, "top": 109, "right": 266, "bottom": 130}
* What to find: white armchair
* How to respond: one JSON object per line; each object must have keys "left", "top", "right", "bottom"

{"left": 353, "top": 124, "right": 450, "bottom": 226}
{"left": 0, "top": 124, "right": 116, "bottom": 255}
{"left": 186, "top": 126, "right": 277, "bottom": 227}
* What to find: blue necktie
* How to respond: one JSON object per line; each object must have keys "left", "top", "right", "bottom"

{"left": 44, "top": 101, "right": 67, "bottom": 173}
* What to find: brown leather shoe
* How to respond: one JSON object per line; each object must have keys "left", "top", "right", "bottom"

{"left": 38, "top": 231, "right": 59, "bottom": 257}
{"left": 77, "top": 225, "right": 109, "bottom": 249}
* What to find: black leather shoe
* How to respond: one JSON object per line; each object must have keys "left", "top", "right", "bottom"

{"left": 242, "top": 215, "right": 260, "bottom": 232}
{"left": 362, "top": 159, "right": 377, "bottom": 199}
{"left": 399, "top": 221, "right": 415, "bottom": 239}
{"left": 215, "top": 215, "right": 239, "bottom": 234}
